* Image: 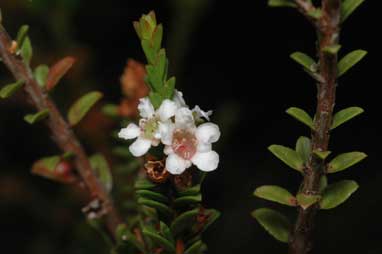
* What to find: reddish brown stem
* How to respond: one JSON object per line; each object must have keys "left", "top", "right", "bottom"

{"left": 0, "top": 24, "right": 121, "bottom": 238}
{"left": 288, "top": 0, "right": 341, "bottom": 254}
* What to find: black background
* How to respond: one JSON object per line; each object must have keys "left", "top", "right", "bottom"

{"left": 0, "top": 0, "right": 381, "bottom": 253}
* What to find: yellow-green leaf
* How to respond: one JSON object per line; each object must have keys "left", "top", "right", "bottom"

{"left": 338, "top": 50, "right": 367, "bottom": 77}
{"left": 67, "top": 91, "right": 103, "bottom": 126}
{"left": 290, "top": 52, "right": 317, "bottom": 72}
{"left": 16, "top": 25, "right": 29, "bottom": 50}
{"left": 295, "top": 136, "right": 311, "bottom": 163}
{"left": 320, "top": 180, "right": 359, "bottom": 209}
{"left": 0, "top": 80, "right": 24, "bottom": 99}
{"left": 24, "top": 109, "right": 49, "bottom": 124}
{"left": 286, "top": 107, "right": 314, "bottom": 129}
{"left": 20, "top": 36, "right": 33, "bottom": 64}
{"left": 252, "top": 208, "right": 290, "bottom": 243}
{"left": 327, "top": 152, "right": 367, "bottom": 173}
{"left": 34, "top": 65, "right": 49, "bottom": 87}
{"left": 254, "top": 185, "right": 296, "bottom": 206}
{"left": 296, "top": 193, "right": 321, "bottom": 210}
{"left": 341, "top": 0, "right": 365, "bottom": 23}
{"left": 268, "top": 145, "right": 304, "bottom": 172}
{"left": 331, "top": 106, "right": 364, "bottom": 130}
{"left": 268, "top": 0, "right": 296, "bottom": 8}
{"left": 90, "top": 153, "right": 113, "bottom": 193}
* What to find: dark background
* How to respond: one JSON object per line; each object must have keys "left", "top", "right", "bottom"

{"left": 0, "top": 0, "right": 381, "bottom": 253}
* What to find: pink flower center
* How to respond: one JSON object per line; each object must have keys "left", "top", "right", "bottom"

{"left": 172, "top": 129, "right": 197, "bottom": 160}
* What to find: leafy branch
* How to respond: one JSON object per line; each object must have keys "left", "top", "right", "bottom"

{"left": 0, "top": 22, "right": 122, "bottom": 238}
{"left": 253, "top": 1, "right": 367, "bottom": 253}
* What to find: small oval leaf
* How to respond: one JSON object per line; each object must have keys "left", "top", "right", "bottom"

{"left": 251, "top": 208, "right": 290, "bottom": 243}
{"left": 268, "top": 0, "right": 296, "bottom": 8}
{"left": 136, "top": 190, "right": 169, "bottom": 203}
{"left": 34, "top": 65, "right": 50, "bottom": 87}
{"left": 295, "top": 136, "right": 311, "bottom": 164}
{"left": 67, "top": 91, "right": 103, "bottom": 126}
{"left": 16, "top": 25, "right": 29, "bottom": 50}
{"left": 173, "top": 194, "right": 202, "bottom": 207}
{"left": 290, "top": 52, "right": 317, "bottom": 72}
{"left": 0, "top": 80, "right": 24, "bottom": 99}
{"left": 46, "top": 57, "right": 76, "bottom": 90}
{"left": 338, "top": 50, "right": 367, "bottom": 77}
{"left": 254, "top": 185, "right": 296, "bottom": 206}
{"left": 327, "top": 152, "right": 367, "bottom": 173}
{"left": 142, "top": 228, "right": 175, "bottom": 253}
{"left": 286, "top": 107, "right": 314, "bottom": 129}
{"left": 296, "top": 193, "right": 321, "bottom": 210}
{"left": 320, "top": 180, "right": 359, "bottom": 209}
{"left": 20, "top": 36, "right": 32, "bottom": 64}
{"left": 89, "top": 154, "right": 113, "bottom": 193}
{"left": 331, "top": 106, "right": 364, "bottom": 130}
{"left": 268, "top": 145, "right": 304, "bottom": 172}
{"left": 170, "top": 209, "right": 199, "bottom": 236}
{"left": 341, "top": 0, "right": 365, "bottom": 23}
{"left": 184, "top": 240, "right": 207, "bottom": 254}
{"left": 137, "top": 197, "right": 172, "bottom": 216}
{"left": 24, "top": 109, "right": 50, "bottom": 124}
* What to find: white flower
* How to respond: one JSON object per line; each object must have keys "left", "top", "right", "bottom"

{"left": 161, "top": 107, "right": 220, "bottom": 175}
{"left": 118, "top": 97, "right": 177, "bottom": 157}
{"left": 173, "top": 90, "right": 187, "bottom": 108}
{"left": 192, "top": 105, "right": 213, "bottom": 121}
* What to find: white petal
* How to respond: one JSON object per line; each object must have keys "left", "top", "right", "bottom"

{"left": 129, "top": 137, "right": 151, "bottom": 157}
{"left": 196, "top": 123, "right": 221, "bottom": 144}
{"left": 197, "top": 142, "right": 212, "bottom": 153}
{"left": 118, "top": 123, "right": 140, "bottom": 140}
{"left": 164, "top": 145, "right": 174, "bottom": 155}
{"left": 138, "top": 97, "right": 155, "bottom": 118}
{"left": 191, "top": 151, "right": 219, "bottom": 172}
{"left": 159, "top": 121, "right": 175, "bottom": 145}
{"left": 192, "top": 105, "right": 213, "bottom": 121}
{"left": 166, "top": 153, "right": 188, "bottom": 175}
{"left": 175, "top": 107, "right": 195, "bottom": 129}
{"left": 157, "top": 99, "right": 177, "bottom": 121}
{"left": 173, "top": 90, "right": 187, "bottom": 107}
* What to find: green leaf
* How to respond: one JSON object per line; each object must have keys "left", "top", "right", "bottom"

{"left": 286, "top": 107, "right": 314, "bottom": 129}
{"left": 34, "top": 65, "right": 49, "bottom": 87}
{"left": 268, "top": 145, "right": 304, "bottom": 172}
{"left": 327, "top": 152, "right": 367, "bottom": 173}
{"left": 171, "top": 209, "right": 199, "bottom": 236}
{"left": 296, "top": 193, "right": 321, "bottom": 210}
{"left": 136, "top": 190, "right": 169, "bottom": 203}
{"left": 178, "top": 184, "right": 201, "bottom": 196}
{"left": 20, "top": 36, "right": 32, "bottom": 64}
{"left": 307, "top": 9, "right": 322, "bottom": 19}
{"left": 141, "top": 39, "right": 156, "bottom": 64}
{"left": 174, "top": 194, "right": 202, "bottom": 207}
{"left": 200, "top": 209, "right": 220, "bottom": 233}
{"left": 159, "top": 221, "right": 175, "bottom": 243}
{"left": 67, "top": 91, "right": 103, "bottom": 126}
{"left": 90, "top": 154, "right": 113, "bottom": 193}
{"left": 331, "top": 106, "right": 364, "bottom": 130}
{"left": 148, "top": 91, "right": 163, "bottom": 109}
{"left": 319, "top": 175, "right": 328, "bottom": 192}
{"left": 290, "top": 52, "right": 317, "bottom": 72}
{"left": 295, "top": 136, "right": 311, "bottom": 164}
{"left": 24, "top": 109, "right": 49, "bottom": 124}
{"left": 341, "top": 0, "right": 365, "bottom": 23}
{"left": 33, "top": 156, "right": 60, "bottom": 172}
{"left": 134, "top": 178, "right": 157, "bottom": 190}
{"left": 137, "top": 197, "right": 172, "bottom": 216}
{"left": 251, "top": 208, "right": 290, "bottom": 243}
{"left": 142, "top": 228, "right": 176, "bottom": 253}
{"left": 268, "top": 0, "right": 296, "bottom": 7}
{"left": 152, "top": 24, "right": 163, "bottom": 52}
{"left": 163, "top": 76, "right": 176, "bottom": 99}
{"left": 338, "top": 50, "right": 367, "bottom": 77}
{"left": 16, "top": 25, "right": 29, "bottom": 50}
{"left": 0, "top": 80, "right": 24, "bottom": 99}
{"left": 184, "top": 240, "right": 207, "bottom": 254}
{"left": 320, "top": 180, "right": 359, "bottom": 209}
{"left": 313, "top": 150, "right": 331, "bottom": 160}
{"left": 254, "top": 185, "right": 296, "bottom": 206}
{"left": 323, "top": 44, "right": 342, "bottom": 55}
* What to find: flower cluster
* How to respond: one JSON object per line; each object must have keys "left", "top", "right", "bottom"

{"left": 118, "top": 91, "right": 220, "bottom": 175}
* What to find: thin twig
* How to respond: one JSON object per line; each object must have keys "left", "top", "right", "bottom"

{"left": 0, "top": 24, "right": 122, "bottom": 238}
{"left": 288, "top": 0, "right": 341, "bottom": 253}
